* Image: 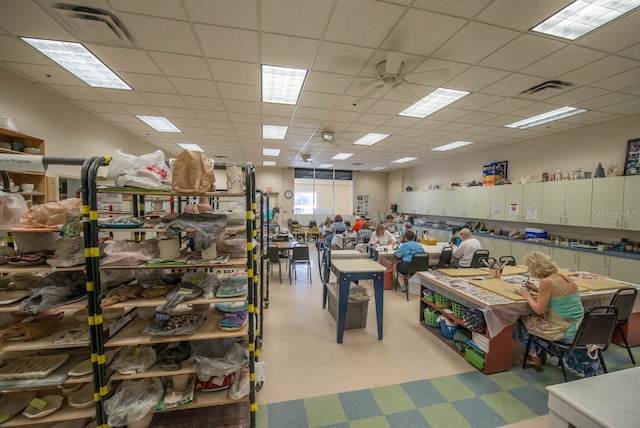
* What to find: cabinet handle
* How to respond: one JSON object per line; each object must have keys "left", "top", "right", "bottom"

{"left": 560, "top": 216, "right": 563, "bottom": 224}
{"left": 616, "top": 219, "right": 620, "bottom": 228}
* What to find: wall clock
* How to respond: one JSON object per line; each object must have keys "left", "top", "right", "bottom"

{"left": 284, "top": 190, "right": 293, "bottom": 199}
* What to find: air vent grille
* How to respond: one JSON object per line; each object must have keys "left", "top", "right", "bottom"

{"left": 518, "top": 80, "right": 574, "bottom": 100}
{"left": 52, "top": 3, "right": 133, "bottom": 45}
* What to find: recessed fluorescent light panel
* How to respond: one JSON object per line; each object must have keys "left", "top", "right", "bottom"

{"left": 431, "top": 141, "right": 474, "bottom": 152}
{"left": 136, "top": 115, "right": 182, "bottom": 132}
{"left": 392, "top": 157, "right": 418, "bottom": 164}
{"left": 262, "top": 125, "right": 288, "bottom": 139}
{"left": 353, "top": 133, "right": 390, "bottom": 146}
{"left": 263, "top": 161, "right": 277, "bottom": 166}
{"left": 332, "top": 153, "right": 354, "bottom": 160}
{"left": 531, "top": 0, "right": 640, "bottom": 40}
{"left": 262, "top": 65, "right": 307, "bottom": 105}
{"left": 505, "top": 106, "right": 587, "bottom": 129}
{"left": 318, "top": 164, "right": 334, "bottom": 169}
{"left": 21, "top": 37, "right": 131, "bottom": 90}
{"left": 176, "top": 143, "right": 203, "bottom": 152}
{"left": 370, "top": 166, "right": 386, "bottom": 171}
{"left": 262, "top": 148, "right": 281, "bottom": 156}
{"left": 399, "top": 88, "right": 469, "bottom": 118}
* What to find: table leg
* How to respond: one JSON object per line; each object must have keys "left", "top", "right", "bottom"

{"left": 322, "top": 250, "right": 329, "bottom": 308}
{"left": 336, "top": 272, "right": 350, "bottom": 344}
{"left": 373, "top": 272, "right": 384, "bottom": 340}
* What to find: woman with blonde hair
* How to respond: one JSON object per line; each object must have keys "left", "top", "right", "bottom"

{"left": 513, "top": 251, "right": 600, "bottom": 375}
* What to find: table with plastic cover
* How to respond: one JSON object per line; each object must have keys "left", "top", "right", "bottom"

{"left": 329, "top": 258, "right": 386, "bottom": 344}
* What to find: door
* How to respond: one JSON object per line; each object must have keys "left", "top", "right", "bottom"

{"left": 578, "top": 252, "right": 610, "bottom": 276}
{"left": 522, "top": 182, "right": 543, "bottom": 224}
{"left": 564, "top": 179, "right": 592, "bottom": 226}
{"left": 489, "top": 186, "right": 506, "bottom": 220}
{"left": 476, "top": 187, "right": 491, "bottom": 219}
{"left": 623, "top": 176, "right": 640, "bottom": 230}
{"left": 541, "top": 181, "right": 565, "bottom": 225}
{"left": 510, "top": 241, "right": 529, "bottom": 265}
{"left": 591, "top": 177, "right": 624, "bottom": 229}
{"left": 608, "top": 256, "right": 640, "bottom": 283}
{"left": 505, "top": 184, "right": 523, "bottom": 222}
{"left": 552, "top": 248, "right": 579, "bottom": 270}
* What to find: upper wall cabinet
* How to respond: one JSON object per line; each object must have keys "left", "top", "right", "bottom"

{"left": 453, "top": 187, "right": 477, "bottom": 218}
{"left": 476, "top": 186, "right": 491, "bottom": 220}
{"left": 522, "top": 182, "right": 544, "bottom": 224}
{"left": 591, "top": 176, "right": 624, "bottom": 229}
{"left": 622, "top": 175, "right": 640, "bottom": 230}
{"left": 504, "top": 184, "right": 524, "bottom": 222}
{"left": 541, "top": 180, "right": 592, "bottom": 227}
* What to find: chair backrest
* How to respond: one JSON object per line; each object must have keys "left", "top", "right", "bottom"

{"left": 267, "top": 246, "right": 281, "bottom": 262}
{"left": 610, "top": 288, "right": 638, "bottom": 322}
{"left": 499, "top": 255, "right": 516, "bottom": 266}
{"left": 334, "top": 228, "right": 345, "bottom": 235}
{"left": 437, "top": 247, "right": 453, "bottom": 269}
{"left": 344, "top": 220, "right": 351, "bottom": 227}
{"left": 470, "top": 249, "right": 490, "bottom": 268}
{"left": 408, "top": 253, "right": 431, "bottom": 274}
{"left": 571, "top": 306, "right": 618, "bottom": 351}
{"left": 292, "top": 243, "right": 310, "bottom": 261}
{"left": 309, "top": 220, "right": 317, "bottom": 228}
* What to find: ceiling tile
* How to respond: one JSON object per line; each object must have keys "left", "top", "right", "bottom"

{"left": 208, "top": 59, "right": 258, "bottom": 85}
{"left": 619, "top": 43, "right": 640, "bottom": 61}
{"left": 118, "top": 14, "right": 200, "bottom": 55}
{"left": 479, "top": 34, "right": 565, "bottom": 71}
{"left": 432, "top": 21, "right": 520, "bottom": 64}
{"left": 296, "top": 107, "right": 330, "bottom": 121}
{"left": 520, "top": 45, "right": 607, "bottom": 78}
{"left": 381, "top": 9, "right": 467, "bottom": 56}
{"left": 543, "top": 86, "right": 609, "bottom": 106}
{"left": 102, "top": 113, "right": 142, "bottom": 124}
{"left": 119, "top": 73, "right": 175, "bottom": 93}
{"left": 304, "top": 71, "right": 352, "bottom": 94}
{"left": 480, "top": 73, "right": 544, "bottom": 97}
{"left": 0, "top": 0, "right": 75, "bottom": 40}
{"left": 223, "top": 100, "right": 260, "bottom": 114}
{"left": 229, "top": 113, "right": 260, "bottom": 124}
{"left": 0, "top": 35, "right": 50, "bottom": 64}
{"left": 367, "top": 99, "right": 407, "bottom": 116}
{"left": 148, "top": 52, "right": 211, "bottom": 79}
{"left": 261, "top": 103, "right": 296, "bottom": 117}
{"left": 184, "top": 0, "right": 257, "bottom": 29}
{"left": 561, "top": 56, "right": 640, "bottom": 85}
{"left": 108, "top": 0, "right": 187, "bottom": 19}
{"left": 85, "top": 45, "right": 162, "bottom": 74}
{"left": 313, "top": 42, "right": 374, "bottom": 75}
{"left": 168, "top": 77, "right": 219, "bottom": 97}
{"left": 383, "top": 116, "right": 421, "bottom": 129}
{"left": 261, "top": 115, "right": 291, "bottom": 126}
{"left": 171, "top": 118, "right": 204, "bottom": 128}
{"left": 576, "top": 9, "right": 640, "bottom": 53}
{"left": 196, "top": 109, "right": 232, "bottom": 121}
{"left": 47, "top": 84, "right": 108, "bottom": 102}
{"left": 260, "top": 33, "right": 319, "bottom": 69}
{"left": 203, "top": 121, "right": 234, "bottom": 130}
{"left": 591, "top": 68, "right": 640, "bottom": 92}
{"left": 346, "top": 123, "right": 376, "bottom": 133}
{"left": 216, "top": 82, "right": 259, "bottom": 102}
{"left": 155, "top": 107, "right": 198, "bottom": 119}
{"left": 511, "top": 102, "right": 560, "bottom": 117}
{"left": 6, "top": 63, "right": 83, "bottom": 85}
{"left": 183, "top": 96, "right": 225, "bottom": 111}
{"left": 596, "top": 98, "right": 640, "bottom": 115}
{"left": 412, "top": 0, "right": 493, "bottom": 19}
{"left": 481, "top": 98, "right": 534, "bottom": 114}
{"left": 299, "top": 92, "right": 340, "bottom": 109}
{"left": 195, "top": 24, "right": 258, "bottom": 63}
{"left": 474, "top": 0, "right": 571, "bottom": 31}
{"left": 261, "top": 0, "right": 333, "bottom": 38}
{"left": 76, "top": 101, "right": 127, "bottom": 114}
{"left": 117, "top": 104, "right": 161, "bottom": 115}
{"left": 93, "top": 88, "right": 148, "bottom": 103}
{"left": 453, "top": 93, "right": 505, "bottom": 111}
{"left": 445, "top": 66, "right": 511, "bottom": 92}
{"left": 456, "top": 111, "right": 501, "bottom": 124}
{"left": 139, "top": 92, "right": 188, "bottom": 108}
{"left": 356, "top": 113, "right": 393, "bottom": 126}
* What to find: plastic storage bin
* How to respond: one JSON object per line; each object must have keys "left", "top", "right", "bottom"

{"left": 465, "top": 347, "right": 485, "bottom": 370}
{"left": 327, "top": 283, "right": 369, "bottom": 330}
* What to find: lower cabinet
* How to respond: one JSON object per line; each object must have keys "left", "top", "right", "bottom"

{"left": 552, "top": 248, "right": 580, "bottom": 271}
{"left": 578, "top": 252, "right": 610, "bottom": 276}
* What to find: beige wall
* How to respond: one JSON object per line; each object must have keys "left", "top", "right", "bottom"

{"left": 0, "top": 65, "right": 157, "bottom": 179}
{"left": 398, "top": 113, "right": 640, "bottom": 197}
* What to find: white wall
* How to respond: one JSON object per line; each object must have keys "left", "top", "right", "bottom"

{"left": 0, "top": 66, "right": 157, "bottom": 178}
{"left": 399, "top": 113, "right": 640, "bottom": 194}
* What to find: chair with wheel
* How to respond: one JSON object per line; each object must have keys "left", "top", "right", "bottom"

{"left": 395, "top": 253, "right": 430, "bottom": 301}
{"left": 433, "top": 246, "right": 453, "bottom": 270}
{"left": 289, "top": 243, "right": 311, "bottom": 285}
{"left": 522, "top": 305, "right": 618, "bottom": 382}
{"left": 609, "top": 287, "right": 638, "bottom": 364}
{"left": 498, "top": 255, "right": 516, "bottom": 266}
{"left": 470, "top": 249, "right": 490, "bottom": 268}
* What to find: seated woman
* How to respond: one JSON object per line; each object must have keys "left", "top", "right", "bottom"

{"left": 393, "top": 230, "right": 425, "bottom": 291}
{"left": 451, "top": 228, "right": 481, "bottom": 267}
{"left": 369, "top": 224, "right": 397, "bottom": 246}
{"left": 513, "top": 251, "right": 600, "bottom": 375}
{"left": 324, "top": 215, "right": 347, "bottom": 249}
{"left": 384, "top": 214, "right": 396, "bottom": 232}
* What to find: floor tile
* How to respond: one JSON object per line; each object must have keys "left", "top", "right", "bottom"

{"left": 385, "top": 409, "right": 430, "bottom": 427}
{"left": 400, "top": 379, "right": 447, "bottom": 408}
{"left": 305, "top": 395, "right": 348, "bottom": 427}
{"left": 420, "top": 402, "right": 472, "bottom": 428}
{"left": 430, "top": 376, "right": 475, "bottom": 402}
{"left": 338, "top": 389, "right": 382, "bottom": 421}
{"left": 267, "top": 399, "right": 308, "bottom": 428}
{"left": 370, "top": 384, "right": 416, "bottom": 414}
{"left": 508, "top": 385, "right": 550, "bottom": 416}
{"left": 480, "top": 391, "right": 537, "bottom": 423}
{"left": 451, "top": 397, "right": 507, "bottom": 427}
{"left": 457, "top": 371, "right": 502, "bottom": 395}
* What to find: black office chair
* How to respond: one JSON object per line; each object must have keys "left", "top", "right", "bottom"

{"left": 435, "top": 247, "right": 453, "bottom": 269}
{"left": 395, "top": 253, "right": 430, "bottom": 301}
{"left": 498, "top": 255, "right": 516, "bottom": 266}
{"left": 523, "top": 305, "right": 618, "bottom": 382}
{"left": 267, "top": 245, "right": 287, "bottom": 283}
{"left": 289, "top": 243, "right": 311, "bottom": 285}
{"left": 470, "top": 249, "right": 490, "bottom": 268}
{"left": 609, "top": 288, "right": 638, "bottom": 364}
{"left": 344, "top": 221, "right": 351, "bottom": 227}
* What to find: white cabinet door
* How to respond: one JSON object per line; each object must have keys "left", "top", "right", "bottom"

{"left": 623, "top": 176, "right": 640, "bottom": 230}
{"left": 541, "top": 181, "right": 566, "bottom": 225}
{"left": 424, "top": 191, "right": 436, "bottom": 215}
{"left": 444, "top": 190, "right": 455, "bottom": 216}
{"left": 578, "top": 252, "right": 610, "bottom": 276}
{"left": 564, "top": 180, "right": 592, "bottom": 226}
{"left": 454, "top": 188, "right": 465, "bottom": 217}
{"left": 608, "top": 257, "right": 640, "bottom": 284}
{"left": 477, "top": 236, "right": 494, "bottom": 255}
{"left": 464, "top": 187, "right": 478, "bottom": 218}
{"left": 398, "top": 192, "right": 410, "bottom": 213}
{"left": 505, "top": 184, "right": 524, "bottom": 222}
{"left": 552, "top": 248, "right": 579, "bottom": 270}
{"left": 591, "top": 177, "right": 624, "bottom": 229}
{"left": 522, "top": 182, "right": 543, "bottom": 223}
{"left": 434, "top": 229, "right": 452, "bottom": 242}
{"left": 415, "top": 192, "right": 427, "bottom": 214}
{"left": 528, "top": 243, "right": 552, "bottom": 257}
{"left": 490, "top": 186, "right": 506, "bottom": 220}
{"left": 492, "top": 238, "right": 511, "bottom": 259}
{"left": 476, "top": 187, "right": 491, "bottom": 219}
{"left": 510, "top": 241, "right": 529, "bottom": 265}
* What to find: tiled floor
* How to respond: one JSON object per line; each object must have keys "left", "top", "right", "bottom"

{"left": 256, "top": 246, "right": 637, "bottom": 427}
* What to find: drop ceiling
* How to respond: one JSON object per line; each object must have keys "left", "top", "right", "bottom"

{"left": 0, "top": 0, "right": 639, "bottom": 171}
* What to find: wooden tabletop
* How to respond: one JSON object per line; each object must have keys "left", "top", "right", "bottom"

{"left": 330, "top": 250, "right": 369, "bottom": 260}
{"left": 332, "top": 258, "right": 386, "bottom": 273}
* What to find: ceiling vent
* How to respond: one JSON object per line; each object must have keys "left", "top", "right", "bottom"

{"left": 518, "top": 80, "right": 574, "bottom": 101}
{"left": 351, "top": 162, "right": 364, "bottom": 166}
{"left": 51, "top": 3, "right": 134, "bottom": 46}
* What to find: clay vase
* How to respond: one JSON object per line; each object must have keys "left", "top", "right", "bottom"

{"left": 595, "top": 163, "right": 605, "bottom": 178}
{"left": 197, "top": 196, "right": 212, "bottom": 213}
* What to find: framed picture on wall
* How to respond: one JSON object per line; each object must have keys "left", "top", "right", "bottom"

{"left": 624, "top": 138, "right": 640, "bottom": 176}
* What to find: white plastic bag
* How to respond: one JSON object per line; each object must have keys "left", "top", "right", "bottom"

{"left": 107, "top": 150, "right": 171, "bottom": 190}
{"left": 103, "top": 377, "right": 163, "bottom": 427}
{"left": 0, "top": 192, "right": 28, "bottom": 226}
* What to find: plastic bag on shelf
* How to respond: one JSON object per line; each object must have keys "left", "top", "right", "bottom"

{"left": 0, "top": 192, "right": 27, "bottom": 226}
{"left": 157, "top": 283, "right": 204, "bottom": 313}
{"left": 171, "top": 150, "right": 215, "bottom": 193}
{"left": 190, "top": 338, "right": 236, "bottom": 359}
{"left": 18, "top": 271, "right": 86, "bottom": 314}
{"left": 106, "top": 149, "right": 171, "bottom": 191}
{"left": 228, "top": 365, "right": 250, "bottom": 399}
{"left": 214, "top": 232, "right": 245, "bottom": 256}
{"left": 181, "top": 271, "right": 219, "bottom": 299}
{"left": 192, "top": 342, "right": 246, "bottom": 380}
{"left": 103, "top": 377, "right": 163, "bottom": 427}
{"left": 13, "top": 231, "right": 61, "bottom": 253}
{"left": 226, "top": 164, "right": 244, "bottom": 193}
{"left": 100, "top": 239, "right": 159, "bottom": 266}
{"left": 212, "top": 209, "right": 245, "bottom": 226}
{"left": 46, "top": 236, "right": 84, "bottom": 268}
{"left": 20, "top": 198, "right": 81, "bottom": 228}
{"left": 110, "top": 345, "right": 157, "bottom": 375}
{"left": 165, "top": 213, "right": 227, "bottom": 251}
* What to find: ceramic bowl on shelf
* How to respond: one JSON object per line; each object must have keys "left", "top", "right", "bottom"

{"left": 9, "top": 186, "right": 19, "bottom": 193}
{"left": 20, "top": 183, "right": 35, "bottom": 193}
{"left": 10, "top": 142, "right": 25, "bottom": 152}
{"left": 23, "top": 147, "right": 41, "bottom": 155}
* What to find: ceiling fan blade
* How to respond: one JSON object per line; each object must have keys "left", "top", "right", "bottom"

{"left": 393, "top": 84, "right": 418, "bottom": 103}
{"left": 405, "top": 68, "right": 450, "bottom": 84}
{"left": 336, "top": 75, "right": 376, "bottom": 81}
{"left": 385, "top": 51, "right": 403, "bottom": 75}
{"left": 354, "top": 83, "right": 386, "bottom": 105}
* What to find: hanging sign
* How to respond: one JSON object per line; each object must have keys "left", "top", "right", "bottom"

{"left": 0, "top": 154, "right": 45, "bottom": 172}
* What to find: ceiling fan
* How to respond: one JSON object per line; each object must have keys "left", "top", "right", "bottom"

{"left": 349, "top": 51, "right": 450, "bottom": 106}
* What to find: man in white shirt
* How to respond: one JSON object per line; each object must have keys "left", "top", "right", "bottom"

{"left": 451, "top": 228, "right": 481, "bottom": 268}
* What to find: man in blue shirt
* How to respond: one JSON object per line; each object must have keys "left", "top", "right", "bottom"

{"left": 394, "top": 231, "right": 425, "bottom": 291}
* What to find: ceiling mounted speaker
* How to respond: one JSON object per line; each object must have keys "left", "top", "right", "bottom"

{"left": 302, "top": 154, "right": 312, "bottom": 162}
{"left": 321, "top": 131, "right": 334, "bottom": 142}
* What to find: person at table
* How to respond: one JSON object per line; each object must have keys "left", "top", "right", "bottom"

{"left": 356, "top": 222, "right": 373, "bottom": 244}
{"left": 384, "top": 214, "right": 397, "bottom": 232}
{"left": 350, "top": 216, "right": 366, "bottom": 232}
{"left": 393, "top": 230, "right": 425, "bottom": 291}
{"left": 451, "top": 227, "right": 481, "bottom": 267}
{"left": 369, "top": 224, "right": 397, "bottom": 246}
{"left": 321, "top": 216, "right": 332, "bottom": 229}
{"left": 324, "top": 214, "right": 347, "bottom": 248}
{"left": 513, "top": 251, "right": 600, "bottom": 375}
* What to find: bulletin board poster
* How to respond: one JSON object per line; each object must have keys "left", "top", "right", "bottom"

{"left": 356, "top": 195, "right": 369, "bottom": 215}
{"left": 482, "top": 161, "right": 508, "bottom": 186}
{"left": 625, "top": 138, "right": 640, "bottom": 176}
